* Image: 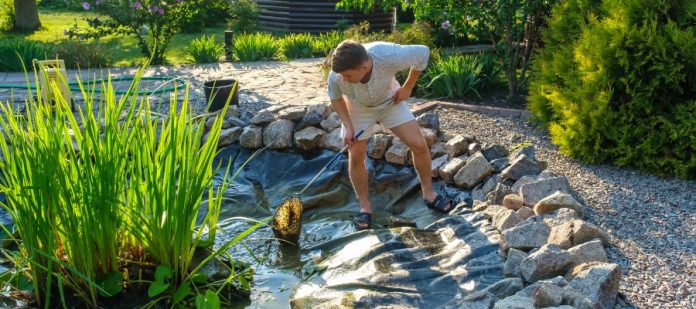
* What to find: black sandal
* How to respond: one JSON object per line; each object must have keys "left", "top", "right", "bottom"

{"left": 353, "top": 212, "right": 372, "bottom": 230}
{"left": 425, "top": 194, "right": 453, "bottom": 213}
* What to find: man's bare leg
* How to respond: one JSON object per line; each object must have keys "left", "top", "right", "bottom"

{"left": 348, "top": 139, "right": 372, "bottom": 227}
{"left": 389, "top": 120, "right": 451, "bottom": 210}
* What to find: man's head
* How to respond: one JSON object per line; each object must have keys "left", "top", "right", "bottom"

{"left": 330, "top": 40, "right": 371, "bottom": 83}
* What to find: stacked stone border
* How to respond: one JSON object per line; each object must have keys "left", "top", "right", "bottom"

{"left": 203, "top": 103, "right": 621, "bottom": 309}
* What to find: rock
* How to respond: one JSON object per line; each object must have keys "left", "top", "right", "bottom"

{"left": 431, "top": 155, "right": 449, "bottom": 178}
{"left": 501, "top": 221, "right": 550, "bottom": 252}
{"left": 487, "top": 183, "right": 512, "bottom": 205}
{"left": 218, "top": 127, "right": 242, "bottom": 147}
{"left": 534, "top": 191, "right": 585, "bottom": 218}
{"left": 519, "top": 244, "right": 572, "bottom": 283}
{"left": 568, "top": 239, "right": 608, "bottom": 268}
{"left": 472, "top": 188, "right": 485, "bottom": 202}
{"left": 504, "top": 248, "right": 528, "bottom": 277}
{"left": 493, "top": 209, "right": 522, "bottom": 232}
{"left": 296, "top": 108, "right": 325, "bottom": 130}
{"left": 483, "top": 144, "right": 509, "bottom": 161}
{"left": 538, "top": 169, "right": 557, "bottom": 179}
{"left": 385, "top": 139, "right": 410, "bottom": 165}
{"left": 294, "top": 127, "right": 326, "bottom": 151}
{"left": 438, "top": 156, "right": 467, "bottom": 184}
{"left": 445, "top": 135, "right": 471, "bottom": 158}
{"left": 483, "top": 278, "right": 524, "bottom": 299}
{"left": 482, "top": 174, "right": 500, "bottom": 195}
{"left": 548, "top": 220, "right": 611, "bottom": 249}
{"left": 533, "top": 283, "right": 564, "bottom": 307}
{"left": 565, "top": 263, "right": 621, "bottom": 309}
{"left": 503, "top": 194, "right": 524, "bottom": 210}
{"left": 320, "top": 112, "right": 342, "bottom": 132}
{"left": 516, "top": 206, "right": 535, "bottom": 221}
{"left": 491, "top": 158, "right": 510, "bottom": 172}
{"left": 263, "top": 119, "right": 294, "bottom": 149}
{"left": 250, "top": 109, "right": 276, "bottom": 126}
{"left": 454, "top": 152, "right": 493, "bottom": 188}
{"left": 444, "top": 291, "right": 495, "bottom": 309}
{"left": 430, "top": 142, "right": 447, "bottom": 158}
{"left": 482, "top": 204, "right": 506, "bottom": 220}
{"left": 318, "top": 128, "right": 344, "bottom": 152}
{"left": 277, "top": 106, "right": 306, "bottom": 122}
{"left": 225, "top": 104, "right": 241, "bottom": 117}
{"left": 501, "top": 154, "right": 541, "bottom": 181}
{"left": 520, "top": 177, "right": 571, "bottom": 206}
{"left": 493, "top": 295, "right": 535, "bottom": 309}
{"left": 204, "top": 116, "right": 217, "bottom": 130}
{"left": 420, "top": 127, "right": 437, "bottom": 146}
{"left": 473, "top": 201, "right": 489, "bottom": 212}
{"left": 308, "top": 103, "right": 330, "bottom": 118}
{"left": 468, "top": 142, "right": 481, "bottom": 155}
{"left": 543, "top": 208, "right": 580, "bottom": 227}
{"left": 561, "top": 288, "right": 595, "bottom": 309}
{"left": 511, "top": 175, "right": 537, "bottom": 193}
{"left": 415, "top": 110, "right": 440, "bottom": 130}
{"left": 239, "top": 125, "right": 263, "bottom": 149}
{"left": 511, "top": 144, "right": 536, "bottom": 161}
{"left": 367, "top": 134, "right": 392, "bottom": 160}
{"left": 225, "top": 115, "right": 247, "bottom": 128}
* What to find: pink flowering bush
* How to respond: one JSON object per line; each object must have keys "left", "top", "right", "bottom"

{"left": 67, "top": 0, "right": 206, "bottom": 64}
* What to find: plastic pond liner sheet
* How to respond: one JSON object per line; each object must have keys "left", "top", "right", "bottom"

{"left": 212, "top": 146, "right": 504, "bottom": 308}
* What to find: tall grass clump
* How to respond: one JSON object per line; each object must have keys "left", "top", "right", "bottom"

{"left": 280, "top": 33, "right": 314, "bottom": 59}
{"left": 0, "top": 65, "right": 265, "bottom": 307}
{"left": 311, "top": 31, "right": 344, "bottom": 57}
{"left": 233, "top": 33, "right": 280, "bottom": 62}
{"left": 188, "top": 35, "right": 224, "bottom": 63}
{"left": 0, "top": 39, "right": 52, "bottom": 72}
{"left": 424, "top": 53, "right": 503, "bottom": 99}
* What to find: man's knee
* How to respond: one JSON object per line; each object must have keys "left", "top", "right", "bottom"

{"left": 408, "top": 138, "right": 429, "bottom": 157}
{"left": 348, "top": 143, "right": 368, "bottom": 164}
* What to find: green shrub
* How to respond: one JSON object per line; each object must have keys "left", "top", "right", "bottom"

{"left": 528, "top": 0, "right": 696, "bottom": 178}
{"left": 0, "top": 39, "right": 52, "bottom": 72}
{"left": 53, "top": 40, "right": 113, "bottom": 69}
{"left": 311, "top": 31, "right": 344, "bottom": 57}
{"left": 187, "top": 35, "right": 224, "bottom": 63}
{"left": 387, "top": 22, "right": 435, "bottom": 48}
{"left": 423, "top": 53, "right": 503, "bottom": 99}
{"left": 228, "top": 0, "right": 260, "bottom": 34}
{"left": 233, "top": 32, "right": 280, "bottom": 61}
{"left": 281, "top": 33, "right": 314, "bottom": 59}
{"left": 0, "top": 0, "right": 13, "bottom": 32}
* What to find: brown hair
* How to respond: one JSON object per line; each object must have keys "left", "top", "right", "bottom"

{"left": 330, "top": 40, "right": 369, "bottom": 73}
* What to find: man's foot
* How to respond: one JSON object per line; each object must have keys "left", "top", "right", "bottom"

{"left": 424, "top": 194, "right": 453, "bottom": 213}
{"left": 353, "top": 212, "right": 372, "bottom": 230}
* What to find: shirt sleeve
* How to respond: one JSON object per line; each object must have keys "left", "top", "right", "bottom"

{"left": 327, "top": 71, "right": 343, "bottom": 101}
{"left": 391, "top": 44, "right": 430, "bottom": 72}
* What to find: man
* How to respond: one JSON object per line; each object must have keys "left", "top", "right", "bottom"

{"left": 327, "top": 40, "right": 452, "bottom": 230}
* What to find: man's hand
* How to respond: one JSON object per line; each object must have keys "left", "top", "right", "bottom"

{"left": 343, "top": 126, "right": 355, "bottom": 147}
{"left": 392, "top": 86, "right": 413, "bottom": 104}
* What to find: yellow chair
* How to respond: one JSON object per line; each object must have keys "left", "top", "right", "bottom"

{"left": 34, "top": 59, "right": 72, "bottom": 106}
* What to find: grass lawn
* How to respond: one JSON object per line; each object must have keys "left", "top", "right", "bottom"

{"left": 0, "top": 9, "right": 228, "bottom": 67}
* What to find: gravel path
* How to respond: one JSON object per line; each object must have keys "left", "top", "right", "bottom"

{"left": 436, "top": 105, "right": 696, "bottom": 309}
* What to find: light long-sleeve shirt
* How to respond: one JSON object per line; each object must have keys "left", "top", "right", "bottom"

{"left": 327, "top": 42, "right": 430, "bottom": 107}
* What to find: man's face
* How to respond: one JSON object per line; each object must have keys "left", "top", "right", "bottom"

{"left": 338, "top": 60, "right": 370, "bottom": 83}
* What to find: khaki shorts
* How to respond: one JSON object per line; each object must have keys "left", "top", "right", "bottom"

{"left": 341, "top": 101, "right": 415, "bottom": 141}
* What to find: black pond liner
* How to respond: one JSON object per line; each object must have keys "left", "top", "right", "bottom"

{"left": 210, "top": 146, "right": 504, "bottom": 308}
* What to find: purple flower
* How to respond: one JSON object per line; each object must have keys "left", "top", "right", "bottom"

{"left": 133, "top": 1, "right": 142, "bottom": 9}
{"left": 150, "top": 5, "right": 159, "bottom": 12}
{"left": 82, "top": 2, "right": 91, "bottom": 10}
{"left": 158, "top": 8, "right": 164, "bottom": 15}
{"left": 441, "top": 20, "right": 450, "bottom": 30}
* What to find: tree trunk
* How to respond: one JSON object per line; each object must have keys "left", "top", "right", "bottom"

{"left": 14, "top": 0, "right": 41, "bottom": 31}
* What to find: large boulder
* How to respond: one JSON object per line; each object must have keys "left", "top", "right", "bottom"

{"left": 487, "top": 183, "right": 513, "bottom": 205}
{"left": 519, "top": 244, "right": 573, "bottom": 283}
{"left": 250, "top": 109, "right": 276, "bottom": 126}
{"left": 385, "top": 138, "right": 411, "bottom": 165}
{"left": 415, "top": 110, "right": 440, "bottom": 130}
{"left": 534, "top": 191, "right": 585, "bottom": 218}
{"left": 420, "top": 127, "right": 437, "bottom": 146}
{"left": 520, "top": 177, "right": 571, "bottom": 206}
{"left": 239, "top": 125, "right": 263, "bottom": 149}
{"left": 504, "top": 248, "right": 528, "bottom": 278}
{"left": 367, "top": 134, "right": 392, "bottom": 160}
{"left": 454, "top": 152, "right": 494, "bottom": 188}
{"left": 501, "top": 220, "right": 550, "bottom": 252}
{"left": 564, "top": 263, "right": 621, "bottom": 309}
{"left": 501, "top": 154, "right": 541, "bottom": 181}
{"left": 510, "top": 144, "right": 536, "bottom": 161}
{"left": 277, "top": 105, "right": 306, "bottom": 122}
{"left": 438, "top": 156, "right": 467, "bottom": 184}
{"left": 430, "top": 142, "right": 448, "bottom": 158}
{"left": 503, "top": 194, "right": 524, "bottom": 210}
{"left": 431, "top": 155, "right": 449, "bottom": 178}
{"left": 491, "top": 157, "right": 510, "bottom": 172}
{"left": 294, "top": 127, "right": 326, "bottom": 151}
{"left": 511, "top": 175, "right": 537, "bottom": 193}
{"left": 318, "top": 128, "right": 344, "bottom": 152}
{"left": 482, "top": 278, "right": 524, "bottom": 299}
{"left": 296, "top": 104, "right": 327, "bottom": 130}
{"left": 217, "top": 127, "right": 242, "bottom": 147}
{"left": 483, "top": 144, "right": 509, "bottom": 161}
{"left": 568, "top": 239, "right": 608, "bottom": 268}
{"left": 481, "top": 174, "right": 500, "bottom": 196}
{"left": 492, "top": 208, "right": 522, "bottom": 232}
{"left": 263, "top": 119, "right": 294, "bottom": 149}
{"left": 543, "top": 208, "right": 580, "bottom": 227}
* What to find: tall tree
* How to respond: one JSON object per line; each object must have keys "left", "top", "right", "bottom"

{"left": 14, "top": 0, "right": 41, "bottom": 31}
